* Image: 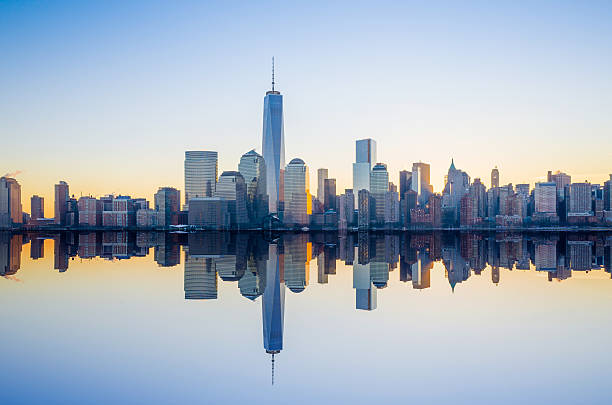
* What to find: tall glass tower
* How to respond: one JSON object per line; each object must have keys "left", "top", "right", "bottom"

{"left": 262, "top": 59, "right": 285, "bottom": 214}
{"left": 184, "top": 151, "right": 218, "bottom": 210}
{"left": 352, "top": 138, "right": 376, "bottom": 205}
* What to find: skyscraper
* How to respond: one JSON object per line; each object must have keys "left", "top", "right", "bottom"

{"left": 317, "top": 168, "right": 328, "bottom": 205}
{"left": 30, "top": 195, "right": 44, "bottom": 220}
{"left": 262, "top": 63, "right": 285, "bottom": 214}
{"left": 54, "top": 181, "right": 69, "bottom": 225}
{"left": 283, "top": 158, "right": 310, "bottom": 225}
{"left": 184, "top": 151, "right": 218, "bottom": 210}
{"left": 0, "top": 177, "right": 22, "bottom": 226}
{"left": 568, "top": 182, "right": 592, "bottom": 215}
{"left": 411, "top": 162, "right": 432, "bottom": 206}
{"left": 215, "top": 171, "right": 249, "bottom": 227}
{"left": 324, "top": 178, "right": 337, "bottom": 212}
{"left": 155, "top": 187, "right": 181, "bottom": 226}
{"left": 535, "top": 182, "right": 557, "bottom": 214}
{"left": 352, "top": 138, "right": 376, "bottom": 204}
{"left": 491, "top": 167, "right": 500, "bottom": 188}
{"left": 239, "top": 149, "right": 268, "bottom": 224}
{"left": 370, "top": 163, "right": 389, "bottom": 224}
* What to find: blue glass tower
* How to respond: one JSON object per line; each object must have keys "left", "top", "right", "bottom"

{"left": 262, "top": 59, "right": 285, "bottom": 214}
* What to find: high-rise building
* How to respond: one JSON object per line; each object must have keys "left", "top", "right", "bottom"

{"left": 370, "top": 163, "right": 389, "bottom": 224}
{"left": 547, "top": 170, "right": 571, "bottom": 201}
{"left": 317, "top": 168, "right": 328, "bottom": 205}
{"left": 283, "top": 158, "right": 310, "bottom": 225}
{"left": 352, "top": 138, "right": 376, "bottom": 204}
{"left": 239, "top": 149, "right": 268, "bottom": 224}
{"left": 0, "top": 177, "right": 22, "bottom": 226}
{"left": 262, "top": 68, "right": 285, "bottom": 214}
{"left": 215, "top": 171, "right": 249, "bottom": 227}
{"left": 54, "top": 181, "right": 69, "bottom": 225}
{"left": 184, "top": 151, "right": 218, "bottom": 210}
{"left": 155, "top": 187, "right": 180, "bottom": 227}
{"left": 338, "top": 189, "right": 355, "bottom": 229}
{"left": 535, "top": 182, "right": 557, "bottom": 214}
{"left": 358, "top": 189, "right": 371, "bottom": 230}
{"left": 604, "top": 175, "right": 612, "bottom": 211}
{"left": 399, "top": 170, "right": 412, "bottom": 198}
{"left": 324, "top": 178, "right": 336, "bottom": 212}
{"left": 491, "top": 167, "right": 499, "bottom": 188}
{"left": 411, "top": 162, "right": 432, "bottom": 206}
{"left": 568, "top": 182, "right": 592, "bottom": 215}
{"left": 30, "top": 195, "right": 44, "bottom": 220}
{"left": 78, "top": 196, "right": 102, "bottom": 226}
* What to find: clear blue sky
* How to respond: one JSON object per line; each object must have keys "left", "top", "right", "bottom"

{"left": 1, "top": 1, "right": 611, "bottom": 212}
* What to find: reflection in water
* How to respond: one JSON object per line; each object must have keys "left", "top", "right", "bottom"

{"left": 2, "top": 231, "right": 612, "bottom": 385}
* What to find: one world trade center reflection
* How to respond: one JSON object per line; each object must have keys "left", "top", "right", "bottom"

{"left": 262, "top": 241, "right": 285, "bottom": 385}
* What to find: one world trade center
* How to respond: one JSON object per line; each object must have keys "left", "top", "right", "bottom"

{"left": 262, "top": 58, "right": 285, "bottom": 214}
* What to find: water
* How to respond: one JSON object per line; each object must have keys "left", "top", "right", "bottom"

{"left": 1, "top": 231, "right": 611, "bottom": 404}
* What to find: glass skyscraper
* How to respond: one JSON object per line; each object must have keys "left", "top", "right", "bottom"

{"left": 262, "top": 89, "right": 285, "bottom": 214}
{"left": 184, "top": 151, "right": 218, "bottom": 210}
{"left": 352, "top": 138, "right": 376, "bottom": 204}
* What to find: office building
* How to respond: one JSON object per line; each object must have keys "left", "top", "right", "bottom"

{"left": 352, "top": 138, "right": 376, "bottom": 204}
{"left": 411, "top": 162, "right": 432, "bottom": 206}
{"left": 184, "top": 151, "right": 218, "bottom": 210}
{"left": 568, "top": 182, "right": 593, "bottom": 216}
{"left": 284, "top": 158, "right": 311, "bottom": 225}
{"left": 215, "top": 171, "right": 249, "bottom": 227}
{"left": 54, "top": 181, "right": 69, "bottom": 225}
{"left": 370, "top": 163, "right": 389, "bottom": 224}
{"left": 324, "top": 178, "right": 336, "bottom": 212}
{"left": 262, "top": 68, "right": 285, "bottom": 214}
{"left": 30, "top": 195, "right": 44, "bottom": 220}
{"left": 155, "top": 187, "right": 180, "bottom": 227}
{"left": 239, "top": 149, "right": 268, "bottom": 224}
{"left": 491, "top": 167, "right": 499, "bottom": 188}
{"left": 535, "top": 182, "right": 557, "bottom": 214}
{"left": 547, "top": 170, "right": 571, "bottom": 201}
{"left": 317, "top": 168, "right": 328, "bottom": 205}
{"left": 358, "top": 189, "right": 371, "bottom": 230}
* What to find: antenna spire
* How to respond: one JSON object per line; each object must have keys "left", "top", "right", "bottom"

{"left": 272, "top": 57, "right": 275, "bottom": 92}
{"left": 271, "top": 353, "right": 275, "bottom": 385}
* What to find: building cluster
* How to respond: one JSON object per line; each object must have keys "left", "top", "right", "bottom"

{"left": 2, "top": 72, "right": 612, "bottom": 230}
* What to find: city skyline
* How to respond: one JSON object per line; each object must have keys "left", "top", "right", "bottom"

{"left": 2, "top": 2, "right": 612, "bottom": 215}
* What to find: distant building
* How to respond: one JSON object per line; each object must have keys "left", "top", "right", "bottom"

{"left": 568, "top": 182, "right": 593, "bottom": 216}
{"left": 535, "top": 182, "right": 557, "bottom": 214}
{"left": 155, "top": 187, "right": 180, "bottom": 227}
{"left": 317, "top": 168, "right": 328, "bottom": 205}
{"left": 491, "top": 167, "right": 499, "bottom": 188}
{"left": 352, "top": 138, "right": 376, "bottom": 204}
{"left": 188, "top": 197, "right": 229, "bottom": 229}
{"left": 323, "top": 178, "right": 337, "bottom": 212}
{"left": 547, "top": 170, "right": 571, "bottom": 201}
{"left": 30, "top": 195, "right": 44, "bottom": 220}
{"left": 136, "top": 209, "right": 159, "bottom": 227}
{"left": 411, "top": 162, "right": 432, "bottom": 206}
{"left": 284, "top": 158, "right": 311, "bottom": 226}
{"left": 239, "top": 149, "right": 268, "bottom": 225}
{"left": 184, "top": 151, "right": 218, "bottom": 210}
{"left": 102, "top": 195, "right": 136, "bottom": 227}
{"left": 0, "top": 177, "right": 22, "bottom": 226}
{"left": 358, "top": 189, "right": 371, "bottom": 230}
{"left": 399, "top": 170, "right": 412, "bottom": 197}
{"left": 384, "top": 190, "right": 399, "bottom": 225}
{"left": 370, "top": 163, "right": 389, "bottom": 224}
{"left": 215, "top": 171, "right": 249, "bottom": 227}
{"left": 78, "top": 196, "right": 102, "bottom": 226}
{"left": 54, "top": 181, "right": 69, "bottom": 225}
{"left": 604, "top": 175, "right": 612, "bottom": 211}
{"left": 338, "top": 189, "right": 355, "bottom": 229}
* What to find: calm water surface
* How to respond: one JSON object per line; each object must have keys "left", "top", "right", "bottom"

{"left": 1, "top": 231, "right": 611, "bottom": 404}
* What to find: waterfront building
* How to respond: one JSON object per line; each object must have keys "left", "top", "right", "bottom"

{"left": 184, "top": 151, "right": 218, "bottom": 210}
{"left": 78, "top": 196, "right": 102, "bottom": 226}
{"left": 411, "top": 162, "right": 433, "bottom": 206}
{"left": 352, "top": 138, "right": 376, "bottom": 204}
{"left": 54, "top": 181, "right": 69, "bottom": 225}
{"left": 215, "top": 171, "right": 249, "bottom": 227}
{"left": 0, "top": 177, "right": 22, "bottom": 226}
{"left": 283, "top": 158, "right": 311, "bottom": 226}
{"left": 317, "top": 168, "right": 328, "bottom": 205}
{"left": 262, "top": 68, "right": 285, "bottom": 214}
{"left": 155, "top": 187, "right": 180, "bottom": 227}
{"left": 370, "top": 163, "right": 389, "bottom": 224}
{"left": 239, "top": 149, "right": 268, "bottom": 225}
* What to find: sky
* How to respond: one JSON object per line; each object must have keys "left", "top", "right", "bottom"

{"left": 1, "top": 0, "right": 611, "bottom": 214}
